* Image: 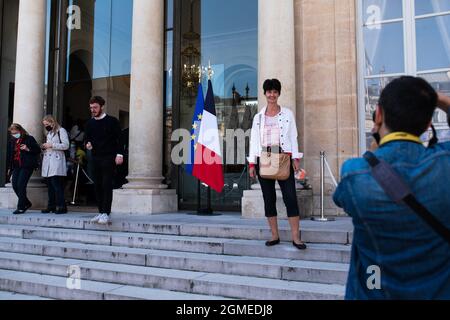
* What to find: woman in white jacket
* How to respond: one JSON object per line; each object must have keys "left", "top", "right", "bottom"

{"left": 41, "top": 115, "right": 70, "bottom": 214}
{"left": 248, "top": 79, "right": 307, "bottom": 250}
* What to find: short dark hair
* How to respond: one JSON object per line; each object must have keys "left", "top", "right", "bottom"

{"left": 89, "top": 96, "right": 106, "bottom": 107}
{"left": 263, "top": 79, "right": 282, "bottom": 95}
{"left": 378, "top": 76, "right": 437, "bottom": 136}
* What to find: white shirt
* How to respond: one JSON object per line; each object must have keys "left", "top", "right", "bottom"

{"left": 247, "top": 107, "right": 303, "bottom": 164}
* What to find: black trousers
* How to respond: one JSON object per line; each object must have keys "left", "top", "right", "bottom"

{"left": 92, "top": 156, "right": 116, "bottom": 215}
{"left": 11, "top": 168, "right": 33, "bottom": 210}
{"left": 45, "top": 176, "right": 66, "bottom": 209}
{"left": 256, "top": 159, "right": 300, "bottom": 218}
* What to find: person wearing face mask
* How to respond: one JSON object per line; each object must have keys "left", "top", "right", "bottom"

{"left": 41, "top": 115, "right": 70, "bottom": 214}
{"left": 6, "top": 124, "right": 41, "bottom": 215}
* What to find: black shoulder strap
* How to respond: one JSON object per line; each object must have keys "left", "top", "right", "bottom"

{"left": 364, "top": 151, "right": 450, "bottom": 244}
{"left": 57, "top": 131, "right": 62, "bottom": 144}
{"left": 72, "top": 130, "right": 82, "bottom": 141}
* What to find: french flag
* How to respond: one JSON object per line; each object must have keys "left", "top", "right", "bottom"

{"left": 192, "top": 80, "right": 224, "bottom": 193}
{"left": 185, "top": 83, "right": 204, "bottom": 176}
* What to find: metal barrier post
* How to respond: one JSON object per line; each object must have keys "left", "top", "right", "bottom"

{"left": 312, "top": 151, "right": 335, "bottom": 222}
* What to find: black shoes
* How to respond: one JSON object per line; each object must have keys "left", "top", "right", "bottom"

{"left": 55, "top": 207, "right": 68, "bottom": 215}
{"left": 41, "top": 207, "right": 67, "bottom": 214}
{"left": 41, "top": 208, "right": 56, "bottom": 214}
{"left": 265, "top": 239, "right": 281, "bottom": 247}
{"left": 14, "top": 203, "right": 32, "bottom": 215}
{"left": 293, "top": 241, "right": 307, "bottom": 250}
{"left": 265, "top": 239, "right": 307, "bottom": 250}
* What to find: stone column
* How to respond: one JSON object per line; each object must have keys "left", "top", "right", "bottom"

{"left": 14, "top": 0, "right": 46, "bottom": 140}
{"left": 0, "top": 0, "right": 48, "bottom": 210}
{"left": 112, "top": 0, "right": 177, "bottom": 216}
{"left": 296, "top": 0, "right": 358, "bottom": 217}
{"left": 242, "top": 0, "right": 307, "bottom": 219}
{"left": 257, "top": 0, "right": 297, "bottom": 115}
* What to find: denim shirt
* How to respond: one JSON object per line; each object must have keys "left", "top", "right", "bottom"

{"left": 334, "top": 139, "right": 450, "bottom": 300}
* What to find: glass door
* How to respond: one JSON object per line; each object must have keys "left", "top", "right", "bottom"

{"left": 173, "top": 0, "right": 258, "bottom": 211}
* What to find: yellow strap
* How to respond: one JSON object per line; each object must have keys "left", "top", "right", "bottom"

{"left": 380, "top": 132, "right": 423, "bottom": 146}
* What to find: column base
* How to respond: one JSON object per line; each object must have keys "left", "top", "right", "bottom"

{"left": 124, "top": 176, "right": 168, "bottom": 190}
{"left": 0, "top": 185, "right": 48, "bottom": 210}
{"left": 111, "top": 188, "right": 178, "bottom": 216}
{"left": 241, "top": 185, "right": 314, "bottom": 219}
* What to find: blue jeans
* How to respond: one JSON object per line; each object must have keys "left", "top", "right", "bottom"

{"left": 11, "top": 168, "right": 33, "bottom": 210}
{"left": 45, "top": 176, "right": 66, "bottom": 209}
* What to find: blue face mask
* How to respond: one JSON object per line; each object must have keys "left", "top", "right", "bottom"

{"left": 12, "top": 133, "right": 21, "bottom": 139}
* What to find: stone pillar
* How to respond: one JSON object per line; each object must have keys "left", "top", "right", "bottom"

{"left": 112, "top": 0, "right": 177, "bottom": 216}
{"left": 258, "top": 0, "right": 296, "bottom": 114}
{"left": 13, "top": 0, "right": 46, "bottom": 133}
{"left": 242, "top": 0, "right": 304, "bottom": 219}
{"left": 0, "top": 0, "right": 48, "bottom": 210}
{"left": 295, "top": 0, "right": 358, "bottom": 216}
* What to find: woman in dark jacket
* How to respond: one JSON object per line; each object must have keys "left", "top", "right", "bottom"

{"left": 7, "top": 124, "right": 41, "bottom": 214}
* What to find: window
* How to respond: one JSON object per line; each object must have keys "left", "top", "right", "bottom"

{"left": 358, "top": 0, "right": 450, "bottom": 150}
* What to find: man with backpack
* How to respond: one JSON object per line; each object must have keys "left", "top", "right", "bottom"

{"left": 334, "top": 76, "right": 450, "bottom": 299}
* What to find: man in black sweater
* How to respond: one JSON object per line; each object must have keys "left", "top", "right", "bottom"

{"left": 85, "top": 96, "right": 123, "bottom": 225}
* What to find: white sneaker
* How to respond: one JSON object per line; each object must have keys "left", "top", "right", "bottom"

{"left": 90, "top": 214, "right": 102, "bottom": 223}
{"left": 97, "top": 214, "right": 110, "bottom": 225}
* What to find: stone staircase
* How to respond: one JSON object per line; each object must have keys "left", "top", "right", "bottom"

{"left": 0, "top": 211, "right": 352, "bottom": 300}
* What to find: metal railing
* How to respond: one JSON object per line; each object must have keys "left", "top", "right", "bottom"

{"left": 311, "top": 151, "right": 339, "bottom": 222}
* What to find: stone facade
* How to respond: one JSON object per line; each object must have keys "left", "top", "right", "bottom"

{"left": 0, "top": 0, "right": 360, "bottom": 217}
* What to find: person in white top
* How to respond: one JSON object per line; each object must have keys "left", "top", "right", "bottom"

{"left": 248, "top": 79, "right": 307, "bottom": 250}
{"left": 41, "top": 115, "right": 70, "bottom": 214}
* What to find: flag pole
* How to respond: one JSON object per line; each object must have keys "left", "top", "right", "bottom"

{"left": 205, "top": 61, "right": 214, "bottom": 215}
{"left": 196, "top": 67, "right": 202, "bottom": 215}
{"left": 197, "top": 180, "right": 201, "bottom": 214}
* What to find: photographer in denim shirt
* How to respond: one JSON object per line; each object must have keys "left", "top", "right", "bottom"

{"left": 334, "top": 76, "right": 450, "bottom": 300}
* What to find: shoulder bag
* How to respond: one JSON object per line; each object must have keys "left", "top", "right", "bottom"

{"left": 258, "top": 114, "right": 291, "bottom": 181}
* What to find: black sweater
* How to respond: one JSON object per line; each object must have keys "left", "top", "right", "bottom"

{"left": 7, "top": 135, "right": 41, "bottom": 170}
{"left": 84, "top": 115, "right": 123, "bottom": 157}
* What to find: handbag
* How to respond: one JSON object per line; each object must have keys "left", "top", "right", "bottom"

{"left": 259, "top": 148, "right": 291, "bottom": 181}
{"left": 257, "top": 114, "right": 292, "bottom": 181}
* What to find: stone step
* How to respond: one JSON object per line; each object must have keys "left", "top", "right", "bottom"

{"left": 0, "top": 269, "right": 229, "bottom": 300}
{"left": 0, "top": 213, "right": 352, "bottom": 244}
{"left": 0, "top": 226, "right": 351, "bottom": 263}
{"left": 0, "top": 254, "right": 345, "bottom": 300}
{"left": 0, "top": 243, "right": 349, "bottom": 285}
{"left": 0, "top": 290, "right": 52, "bottom": 300}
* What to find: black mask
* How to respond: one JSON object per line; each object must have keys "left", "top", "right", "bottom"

{"left": 372, "top": 132, "right": 381, "bottom": 146}
{"left": 45, "top": 126, "right": 53, "bottom": 132}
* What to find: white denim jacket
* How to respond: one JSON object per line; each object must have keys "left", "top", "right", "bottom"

{"left": 247, "top": 107, "right": 303, "bottom": 164}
